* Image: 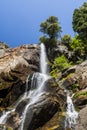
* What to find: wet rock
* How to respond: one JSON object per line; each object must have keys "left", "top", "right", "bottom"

{"left": 6, "top": 112, "right": 21, "bottom": 130}
{"left": 23, "top": 94, "right": 65, "bottom": 130}
{"left": 20, "top": 78, "right": 66, "bottom": 130}
{"left": 36, "top": 112, "right": 65, "bottom": 130}
{"left": 4, "top": 77, "right": 66, "bottom": 130}
{"left": 15, "top": 98, "right": 29, "bottom": 116}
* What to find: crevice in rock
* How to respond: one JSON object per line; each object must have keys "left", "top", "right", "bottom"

{"left": 0, "top": 88, "right": 9, "bottom": 98}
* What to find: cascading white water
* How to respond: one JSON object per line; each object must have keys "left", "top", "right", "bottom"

{"left": 20, "top": 43, "right": 49, "bottom": 130}
{"left": 65, "top": 93, "right": 78, "bottom": 130}
{"left": 0, "top": 109, "right": 15, "bottom": 124}
{"left": 0, "top": 43, "right": 48, "bottom": 130}
{"left": 40, "top": 43, "right": 48, "bottom": 74}
{"left": 0, "top": 75, "right": 30, "bottom": 125}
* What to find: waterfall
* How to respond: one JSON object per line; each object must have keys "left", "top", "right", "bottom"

{"left": 65, "top": 93, "right": 78, "bottom": 130}
{"left": 20, "top": 43, "right": 49, "bottom": 130}
{"left": 0, "top": 43, "right": 78, "bottom": 130}
{"left": 0, "top": 43, "right": 48, "bottom": 130}
{"left": 40, "top": 43, "right": 48, "bottom": 74}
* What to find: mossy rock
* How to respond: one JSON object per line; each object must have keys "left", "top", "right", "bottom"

{"left": 59, "top": 73, "right": 79, "bottom": 92}
{"left": 73, "top": 89, "right": 87, "bottom": 109}
{"left": 73, "top": 91, "right": 87, "bottom": 99}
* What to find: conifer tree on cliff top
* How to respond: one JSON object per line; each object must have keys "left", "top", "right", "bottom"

{"left": 72, "top": 2, "right": 87, "bottom": 41}
{"left": 39, "top": 16, "right": 62, "bottom": 48}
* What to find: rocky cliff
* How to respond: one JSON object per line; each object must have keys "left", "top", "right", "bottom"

{"left": 0, "top": 44, "right": 40, "bottom": 107}
{"left": 0, "top": 42, "right": 87, "bottom": 130}
{"left": 0, "top": 44, "right": 66, "bottom": 130}
{"left": 57, "top": 59, "right": 87, "bottom": 130}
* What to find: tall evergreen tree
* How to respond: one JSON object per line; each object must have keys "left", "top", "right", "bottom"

{"left": 39, "top": 16, "right": 62, "bottom": 48}
{"left": 39, "top": 16, "right": 62, "bottom": 62}
{"left": 72, "top": 2, "right": 87, "bottom": 41}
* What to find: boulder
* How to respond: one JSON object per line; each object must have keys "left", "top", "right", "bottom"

{"left": 36, "top": 112, "right": 65, "bottom": 130}
{"left": 73, "top": 88, "right": 87, "bottom": 109}
{"left": 75, "top": 106, "right": 87, "bottom": 130}
{"left": 75, "top": 61, "right": 87, "bottom": 90}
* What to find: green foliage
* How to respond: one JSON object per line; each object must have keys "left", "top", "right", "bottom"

{"left": 54, "top": 55, "right": 71, "bottom": 71}
{"left": 71, "top": 35, "right": 84, "bottom": 52}
{"left": 50, "top": 69, "right": 58, "bottom": 79}
{"left": 73, "top": 91, "right": 87, "bottom": 99}
{"left": 61, "top": 34, "right": 85, "bottom": 58}
{"left": 39, "top": 16, "right": 62, "bottom": 49}
{"left": 40, "top": 16, "right": 62, "bottom": 39}
{"left": 72, "top": 83, "right": 79, "bottom": 92}
{"left": 50, "top": 55, "right": 72, "bottom": 78}
{"left": 61, "top": 34, "right": 72, "bottom": 49}
{"left": 72, "top": 2, "right": 87, "bottom": 40}
{"left": 40, "top": 36, "right": 57, "bottom": 49}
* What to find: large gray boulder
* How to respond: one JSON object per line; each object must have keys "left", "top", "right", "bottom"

{"left": 75, "top": 106, "right": 87, "bottom": 130}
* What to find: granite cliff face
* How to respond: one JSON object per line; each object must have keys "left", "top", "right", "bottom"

{"left": 0, "top": 44, "right": 40, "bottom": 107}
{"left": 1, "top": 42, "right": 87, "bottom": 130}
{"left": 0, "top": 43, "right": 66, "bottom": 130}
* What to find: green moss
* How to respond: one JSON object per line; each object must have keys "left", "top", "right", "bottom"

{"left": 59, "top": 73, "right": 74, "bottom": 83}
{"left": 71, "top": 83, "right": 79, "bottom": 92}
{"left": 75, "top": 105, "right": 80, "bottom": 112}
{"left": 73, "top": 91, "right": 87, "bottom": 99}
{"left": 50, "top": 69, "right": 58, "bottom": 79}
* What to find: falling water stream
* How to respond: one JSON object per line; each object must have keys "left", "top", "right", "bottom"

{"left": 65, "top": 95, "right": 78, "bottom": 129}
{"left": 65, "top": 92, "right": 78, "bottom": 130}
{"left": 40, "top": 43, "right": 48, "bottom": 74}
{"left": 0, "top": 43, "right": 78, "bottom": 130}
{"left": 20, "top": 43, "right": 49, "bottom": 130}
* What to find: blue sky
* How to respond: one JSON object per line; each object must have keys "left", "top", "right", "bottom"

{"left": 0, "top": 0, "right": 86, "bottom": 47}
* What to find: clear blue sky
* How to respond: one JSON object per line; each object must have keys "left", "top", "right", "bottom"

{"left": 0, "top": 0, "right": 86, "bottom": 47}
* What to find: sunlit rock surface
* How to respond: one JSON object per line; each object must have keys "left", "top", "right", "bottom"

{"left": 0, "top": 44, "right": 40, "bottom": 107}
